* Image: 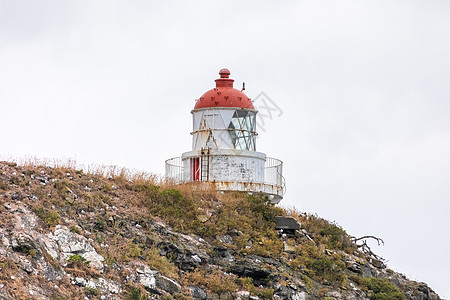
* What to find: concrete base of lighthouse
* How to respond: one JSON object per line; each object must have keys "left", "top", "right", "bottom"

{"left": 214, "top": 181, "right": 283, "bottom": 203}
{"left": 174, "top": 181, "right": 283, "bottom": 204}
{"left": 182, "top": 149, "right": 266, "bottom": 182}
{"left": 165, "top": 149, "right": 284, "bottom": 203}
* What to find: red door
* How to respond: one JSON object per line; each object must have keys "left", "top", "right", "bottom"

{"left": 191, "top": 157, "right": 200, "bottom": 181}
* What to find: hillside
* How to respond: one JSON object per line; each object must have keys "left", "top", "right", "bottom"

{"left": 0, "top": 161, "right": 441, "bottom": 300}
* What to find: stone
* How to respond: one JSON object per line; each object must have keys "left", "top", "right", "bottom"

{"left": 11, "top": 232, "right": 38, "bottom": 254}
{"left": 75, "top": 277, "right": 86, "bottom": 286}
{"left": 218, "top": 234, "right": 233, "bottom": 244}
{"left": 327, "top": 290, "right": 341, "bottom": 298}
{"left": 156, "top": 275, "right": 182, "bottom": 294}
{"left": 274, "top": 285, "right": 290, "bottom": 298}
{"left": 189, "top": 285, "right": 207, "bottom": 299}
{"left": 292, "top": 291, "right": 306, "bottom": 300}
{"left": 0, "top": 234, "right": 10, "bottom": 248}
{"left": 192, "top": 254, "right": 202, "bottom": 263}
{"left": 47, "top": 225, "right": 104, "bottom": 271}
{"left": 361, "top": 264, "right": 373, "bottom": 278}
{"left": 37, "top": 257, "right": 64, "bottom": 282}
{"left": 275, "top": 216, "right": 301, "bottom": 231}
{"left": 228, "top": 259, "right": 271, "bottom": 282}
{"left": 236, "top": 290, "right": 250, "bottom": 299}
{"left": 78, "top": 277, "right": 122, "bottom": 294}
{"left": 102, "top": 279, "right": 121, "bottom": 294}
{"left": 18, "top": 257, "right": 34, "bottom": 274}
{"left": 135, "top": 263, "right": 157, "bottom": 290}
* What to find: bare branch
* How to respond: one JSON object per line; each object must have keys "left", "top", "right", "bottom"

{"left": 351, "top": 235, "right": 386, "bottom": 265}
{"left": 351, "top": 235, "right": 384, "bottom": 246}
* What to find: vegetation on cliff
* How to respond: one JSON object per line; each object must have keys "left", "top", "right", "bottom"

{"left": 0, "top": 161, "right": 441, "bottom": 299}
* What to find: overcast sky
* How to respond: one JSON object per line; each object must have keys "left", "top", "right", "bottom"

{"left": 1, "top": 1, "right": 449, "bottom": 297}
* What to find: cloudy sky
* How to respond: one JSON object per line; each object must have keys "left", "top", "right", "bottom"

{"left": 1, "top": 1, "right": 449, "bottom": 297}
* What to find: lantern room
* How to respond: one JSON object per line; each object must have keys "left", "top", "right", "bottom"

{"left": 165, "top": 69, "right": 285, "bottom": 203}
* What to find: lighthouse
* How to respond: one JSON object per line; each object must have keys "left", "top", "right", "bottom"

{"left": 165, "top": 69, "right": 285, "bottom": 203}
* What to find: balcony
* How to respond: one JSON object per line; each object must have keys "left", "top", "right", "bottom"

{"left": 165, "top": 155, "right": 285, "bottom": 202}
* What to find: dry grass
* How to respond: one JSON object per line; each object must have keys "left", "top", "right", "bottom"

{"left": 183, "top": 268, "right": 238, "bottom": 297}
{"left": 2, "top": 155, "right": 161, "bottom": 185}
{"left": 0, "top": 258, "right": 29, "bottom": 299}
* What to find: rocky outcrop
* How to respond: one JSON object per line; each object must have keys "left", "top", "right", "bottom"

{"left": 0, "top": 161, "right": 442, "bottom": 300}
{"left": 47, "top": 225, "right": 105, "bottom": 271}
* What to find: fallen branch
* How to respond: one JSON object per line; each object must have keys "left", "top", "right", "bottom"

{"left": 351, "top": 235, "right": 386, "bottom": 264}
{"left": 351, "top": 235, "right": 384, "bottom": 246}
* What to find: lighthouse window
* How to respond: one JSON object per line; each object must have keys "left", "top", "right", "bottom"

{"left": 228, "top": 110, "right": 256, "bottom": 151}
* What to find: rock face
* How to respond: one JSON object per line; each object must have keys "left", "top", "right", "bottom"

{"left": 0, "top": 161, "right": 443, "bottom": 300}
{"left": 48, "top": 225, "right": 105, "bottom": 271}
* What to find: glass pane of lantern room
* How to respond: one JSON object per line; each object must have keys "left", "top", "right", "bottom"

{"left": 249, "top": 113, "right": 256, "bottom": 131}
{"left": 237, "top": 136, "right": 247, "bottom": 150}
{"left": 243, "top": 131, "right": 253, "bottom": 151}
{"left": 228, "top": 110, "right": 257, "bottom": 151}
{"left": 230, "top": 112, "right": 241, "bottom": 129}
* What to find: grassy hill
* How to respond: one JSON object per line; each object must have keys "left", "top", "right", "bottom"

{"left": 0, "top": 161, "right": 441, "bottom": 299}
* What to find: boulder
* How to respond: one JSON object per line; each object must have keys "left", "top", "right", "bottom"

{"left": 228, "top": 259, "right": 271, "bottom": 282}
{"left": 236, "top": 290, "right": 250, "bottom": 299}
{"left": 292, "top": 291, "right": 306, "bottom": 300}
{"left": 135, "top": 263, "right": 157, "bottom": 290}
{"left": 46, "top": 225, "right": 104, "bottom": 271}
{"left": 189, "top": 285, "right": 207, "bottom": 299}
{"left": 275, "top": 216, "right": 301, "bottom": 230}
{"left": 156, "top": 274, "right": 182, "bottom": 294}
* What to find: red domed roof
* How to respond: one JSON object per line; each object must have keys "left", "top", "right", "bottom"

{"left": 194, "top": 69, "right": 255, "bottom": 110}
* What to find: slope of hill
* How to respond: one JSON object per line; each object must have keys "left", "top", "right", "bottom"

{"left": 0, "top": 161, "right": 441, "bottom": 300}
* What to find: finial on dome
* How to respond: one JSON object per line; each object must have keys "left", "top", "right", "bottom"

{"left": 219, "top": 68, "right": 230, "bottom": 78}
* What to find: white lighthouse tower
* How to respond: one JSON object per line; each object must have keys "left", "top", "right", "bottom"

{"left": 165, "top": 69, "right": 285, "bottom": 203}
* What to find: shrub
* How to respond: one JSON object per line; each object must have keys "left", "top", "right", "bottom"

{"left": 191, "top": 194, "right": 283, "bottom": 257}
{"left": 126, "top": 285, "right": 148, "bottom": 300}
{"left": 319, "top": 223, "right": 346, "bottom": 249}
{"left": 10, "top": 176, "right": 21, "bottom": 185}
{"left": 84, "top": 286, "right": 100, "bottom": 297}
{"left": 235, "top": 277, "right": 274, "bottom": 299}
{"left": 292, "top": 244, "right": 346, "bottom": 285}
{"left": 94, "top": 220, "right": 105, "bottom": 231}
{"left": 288, "top": 211, "right": 356, "bottom": 254}
{"left": 70, "top": 226, "right": 81, "bottom": 234}
{"left": 0, "top": 180, "right": 8, "bottom": 190}
{"left": 185, "top": 269, "right": 238, "bottom": 296}
{"left": 67, "top": 254, "right": 90, "bottom": 267}
{"left": 144, "top": 248, "right": 178, "bottom": 279}
{"left": 351, "top": 276, "right": 406, "bottom": 300}
{"left": 28, "top": 249, "right": 37, "bottom": 258}
{"left": 33, "top": 206, "right": 60, "bottom": 227}
{"left": 149, "top": 189, "right": 197, "bottom": 232}
{"left": 54, "top": 179, "right": 72, "bottom": 197}
{"left": 125, "top": 242, "right": 142, "bottom": 260}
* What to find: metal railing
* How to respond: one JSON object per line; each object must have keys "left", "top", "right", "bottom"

{"left": 165, "top": 157, "right": 183, "bottom": 183}
{"left": 264, "top": 157, "right": 284, "bottom": 188}
{"left": 165, "top": 156, "right": 285, "bottom": 194}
